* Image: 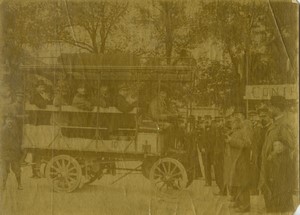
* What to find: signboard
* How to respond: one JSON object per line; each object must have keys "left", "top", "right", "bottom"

{"left": 245, "top": 85, "right": 298, "bottom": 100}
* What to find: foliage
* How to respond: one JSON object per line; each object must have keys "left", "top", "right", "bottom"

{"left": 137, "top": 1, "right": 197, "bottom": 64}
{"left": 1, "top": 0, "right": 298, "bottom": 108}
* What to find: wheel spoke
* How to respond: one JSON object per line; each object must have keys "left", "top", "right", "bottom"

{"left": 68, "top": 166, "right": 77, "bottom": 172}
{"left": 68, "top": 172, "right": 78, "bottom": 177}
{"left": 67, "top": 177, "right": 77, "bottom": 182}
{"left": 170, "top": 164, "right": 178, "bottom": 175}
{"left": 66, "top": 160, "right": 71, "bottom": 168}
{"left": 153, "top": 173, "right": 163, "bottom": 178}
{"left": 167, "top": 162, "right": 171, "bottom": 173}
{"left": 155, "top": 180, "right": 164, "bottom": 185}
{"left": 50, "top": 165, "right": 61, "bottom": 172}
{"left": 154, "top": 166, "right": 165, "bottom": 175}
{"left": 159, "top": 182, "right": 167, "bottom": 191}
{"left": 171, "top": 171, "right": 182, "bottom": 178}
{"left": 62, "top": 159, "right": 68, "bottom": 168}
{"left": 55, "top": 160, "right": 63, "bottom": 169}
{"left": 64, "top": 178, "right": 72, "bottom": 188}
{"left": 161, "top": 163, "right": 168, "bottom": 173}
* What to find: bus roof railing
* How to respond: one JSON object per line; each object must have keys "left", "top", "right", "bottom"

{"left": 20, "top": 64, "right": 194, "bottom": 82}
{"left": 20, "top": 65, "right": 194, "bottom": 72}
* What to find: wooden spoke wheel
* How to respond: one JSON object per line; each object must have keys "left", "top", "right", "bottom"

{"left": 45, "top": 155, "right": 82, "bottom": 192}
{"left": 149, "top": 158, "right": 188, "bottom": 195}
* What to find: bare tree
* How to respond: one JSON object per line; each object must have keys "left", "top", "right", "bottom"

{"left": 137, "top": 1, "right": 195, "bottom": 64}
{"left": 51, "top": 1, "right": 129, "bottom": 54}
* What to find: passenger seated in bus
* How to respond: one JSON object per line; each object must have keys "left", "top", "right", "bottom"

{"left": 97, "top": 85, "right": 111, "bottom": 108}
{"left": 29, "top": 81, "right": 52, "bottom": 125}
{"left": 70, "top": 85, "right": 94, "bottom": 138}
{"left": 114, "top": 84, "right": 137, "bottom": 113}
{"left": 30, "top": 81, "right": 51, "bottom": 109}
{"left": 148, "top": 90, "right": 182, "bottom": 149}
{"left": 50, "top": 87, "right": 69, "bottom": 126}
{"left": 109, "top": 85, "right": 137, "bottom": 135}
{"left": 92, "top": 85, "right": 112, "bottom": 135}
{"left": 148, "top": 90, "right": 176, "bottom": 122}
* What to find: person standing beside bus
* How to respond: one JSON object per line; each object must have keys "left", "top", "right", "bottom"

{"left": 226, "top": 114, "right": 252, "bottom": 213}
{"left": 0, "top": 113, "right": 23, "bottom": 190}
{"left": 259, "top": 96, "right": 296, "bottom": 213}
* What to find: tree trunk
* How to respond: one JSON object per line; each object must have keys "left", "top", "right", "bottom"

{"left": 91, "top": 32, "right": 98, "bottom": 54}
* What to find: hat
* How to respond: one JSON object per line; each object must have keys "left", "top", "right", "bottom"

{"left": 233, "top": 106, "right": 245, "bottom": 114}
{"left": 270, "top": 96, "right": 286, "bottom": 110}
{"left": 215, "top": 116, "right": 223, "bottom": 121}
{"left": 225, "top": 107, "right": 234, "bottom": 117}
{"left": 257, "top": 104, "right": 269, "bottom": 113}
{"left": 15, "top": 91, "right": 24, "bottom": 97}
{"left": 36, "top": 80, "right": 46, "bottom": 87}
{"left": 2, "top": 111, "right": 16, "bottom": 120}
{"left": 118, "top": 83, "right": 129, "bottom": 91}
{"left": 248, "top": 110, "right": 257, "bottom": 116}
{"left": 204, "top": 115, "right": 212, "bottom": 119}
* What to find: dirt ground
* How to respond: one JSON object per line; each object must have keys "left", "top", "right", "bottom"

{"left": 0, "top": 163, "right": 298, "bottom": 215}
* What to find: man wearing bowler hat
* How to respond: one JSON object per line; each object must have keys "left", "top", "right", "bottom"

{"left": 259, "top": 96, "right": 296, "bottom": 213}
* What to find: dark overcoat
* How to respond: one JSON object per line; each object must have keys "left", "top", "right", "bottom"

{"left": 228, "top": 127, "right": 252, "bottom": 187}
{"left": 0, "top": 123, "right": 22, "bottom": 161}
{"left": 259, "top": 113, "right": 296, "bottom": 212}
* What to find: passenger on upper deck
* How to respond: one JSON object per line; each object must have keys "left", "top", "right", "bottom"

{"left": 72, "top": 84, "right": 93, "bottom": 111}
{"left": 114, "top": 84, "right": 137, "bottom": 113}
{"left": 109, "top": 84, "right": 137, "bottom": 134}
{"left": 148, "top": 89, "right": 182, "bottom": 150}
{"left": 51, "top": 86, "right": 70, "bottom": 126}
{"left": 30, "top": 81, "right": 51, "bottom": 109}
{"left": 148, "top": 90, "right": 176, "bottom": 122}
{"left": 29, "top": 81, "right": 52, "bottom": 125}
{"left": 96, "top": 85, "right": 111, "bottom": 108}
{"left": 70, "top": 85, "right": 93, "bottom": 138}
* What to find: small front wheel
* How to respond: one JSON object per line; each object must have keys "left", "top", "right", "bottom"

{"left": 149, "top": 158, "right": 188, "bottom": 196}
{"left": 45, "top": 155, "right": 82, "bottom": 192}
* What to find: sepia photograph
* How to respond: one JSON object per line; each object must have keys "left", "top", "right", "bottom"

{"left": 0, "top": 0, "right": 298, "bottom": 214}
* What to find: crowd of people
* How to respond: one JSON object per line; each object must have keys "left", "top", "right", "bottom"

{"left": 0, "top": 77, "right": 298, "bottom": 214}
{"left": 196, "top": 96, "right": 297, "bottom": 213}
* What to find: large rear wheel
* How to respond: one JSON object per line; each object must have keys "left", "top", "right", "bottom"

{"left": 45, "top": 155, "right": 82, "bottom": 192}
{"left": 149, "top": 158, "right": 188, "bottom": 196}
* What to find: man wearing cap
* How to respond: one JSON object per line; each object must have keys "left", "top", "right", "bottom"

{"left": 259, "top": 96, "right": 296, "bottom": 213}
{"left": 0, "top": 113, "right": 23, "bottom": 190}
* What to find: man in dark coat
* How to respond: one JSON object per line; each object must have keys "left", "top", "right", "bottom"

{"left": 213, "top": 117, "right": 226, "bottom": 195}
{"left": 200, "top": 115, "right": 215, "bottom": 186}
{"left": 0, "top": 113, "right": 23, "bottom": 190}
{"left": 248, "top": 110, "right": 264, "bottom": 195}
{"left": 226, "top": 115, "right": 252, "bottom": 213}
{"left": 111, "top": 85, "right": 137, "bottom": 133}
{"left": 30, "top": 81, "right": 52, "bottom": 125}
{"left": 259, "top": 96, "right": 296, "bottom": 213}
